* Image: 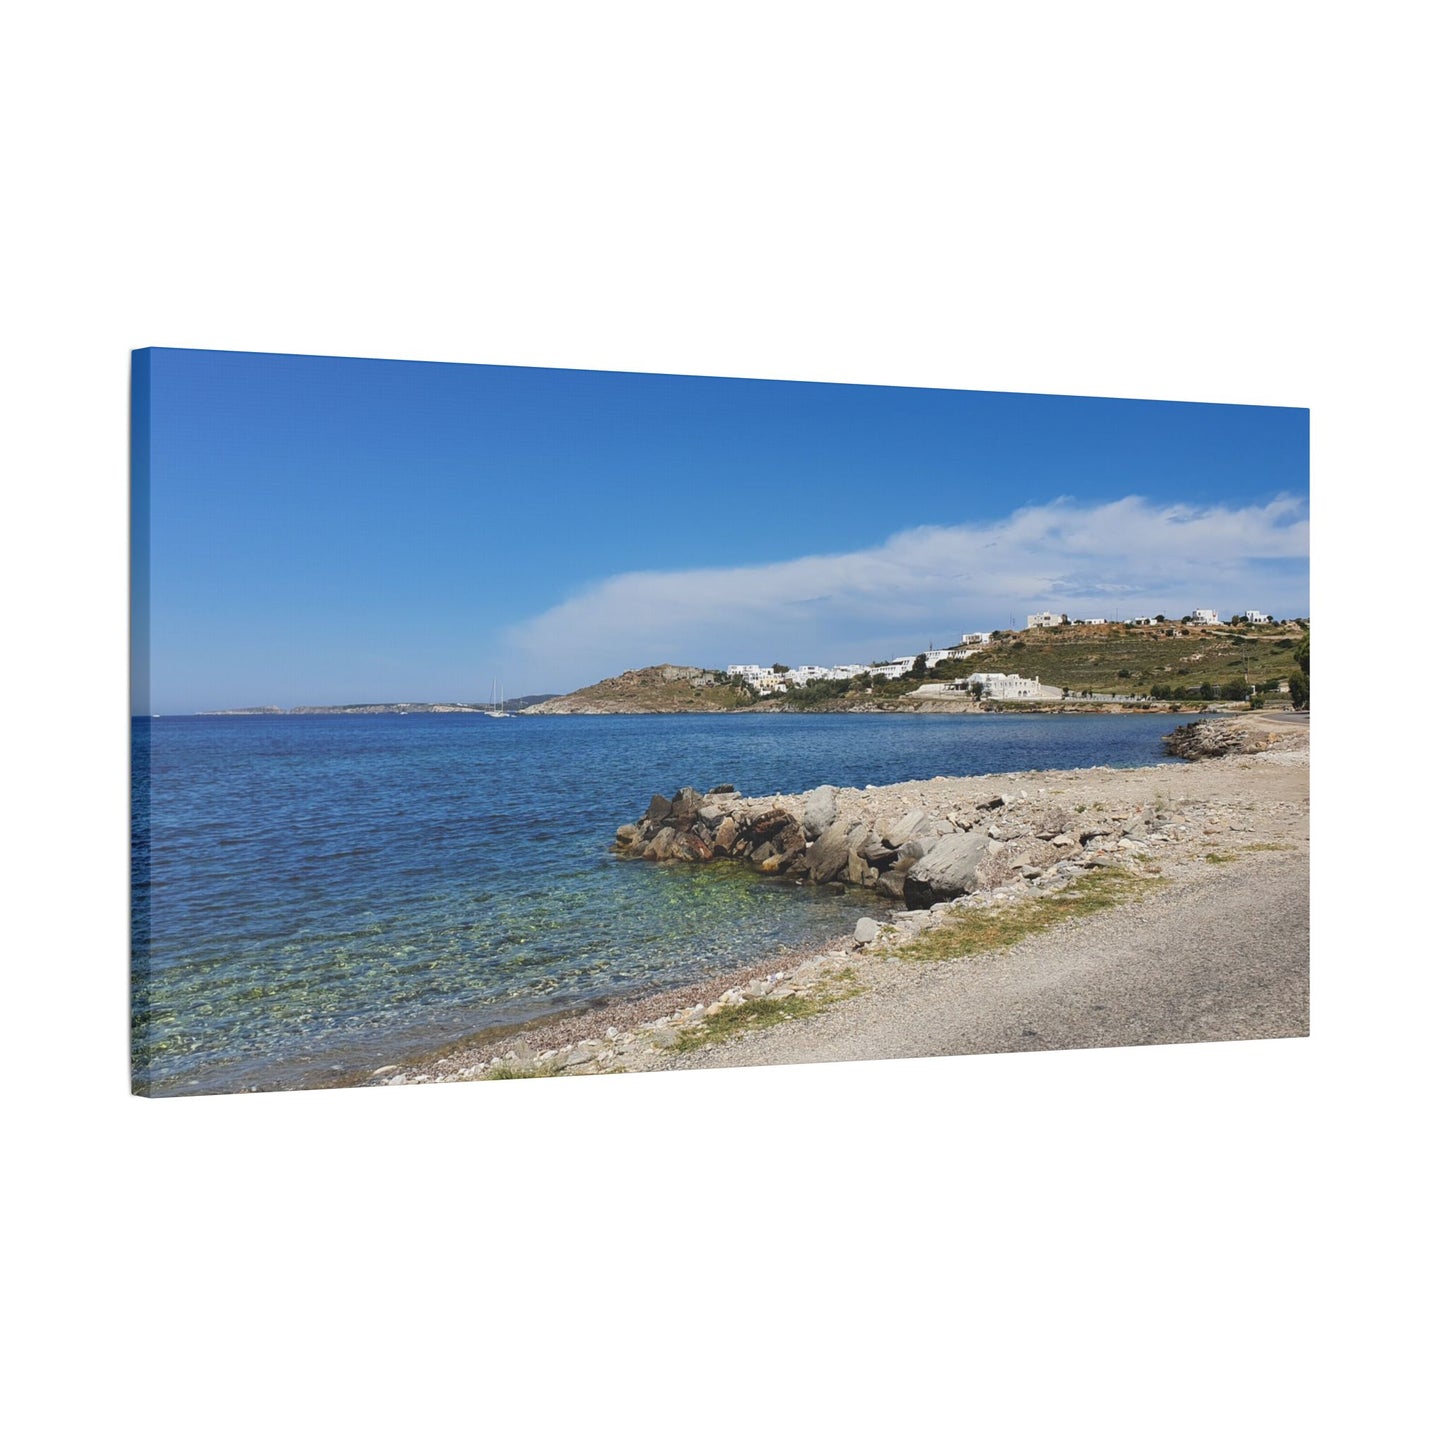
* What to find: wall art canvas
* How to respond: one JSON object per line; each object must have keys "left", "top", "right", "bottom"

{"left": 131, "top": 348, "right": 1309, "bottom": 1097}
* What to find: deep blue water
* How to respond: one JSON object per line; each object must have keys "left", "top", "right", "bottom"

{"left": 132, "top": 711, "right": 1191, "bottom": 1095}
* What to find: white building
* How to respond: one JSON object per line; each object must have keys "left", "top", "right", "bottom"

{"left": 1026, "top": 612, "right": 1065, "bottom": 629}
{"left": 1128, "top": 615, "right": 1157, "bottom": 626}
{"left": 1244, "top": 610, "right": 1271, "bottom": 624}
{"left": 726, "top": 664, "right": 789, "bottom": 692}
{"left": 958, "top": 631, "right": 993, "bottom": 646}
{"left": 1188, "top": 608, "right": 1220, "bottom": 626}
{"left": 1079, "top": 617, "right": 1108, "bottom": 626}
{"left": 952, "top": 672, "right": 1063, "bottom": 701}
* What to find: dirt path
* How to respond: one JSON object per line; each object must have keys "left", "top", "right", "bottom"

{"left": 643, "top": 846, "right": 1308, "bottom": 1071}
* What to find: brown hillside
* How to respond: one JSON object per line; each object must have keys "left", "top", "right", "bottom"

{"left": 523, "top": 665, "right": 758, "bottom": 714}
{"left": 963, "top": 621, "right": 1305, "bottom": 695}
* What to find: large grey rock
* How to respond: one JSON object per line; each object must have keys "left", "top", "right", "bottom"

{"left": 881, "top": 810, "right": 929, "bottom": 848}
{"left": 854, "top": 916, "right": 881, "bottom": 944}
{"left": 645, "top": 794, "right": 672, "bottom": 825}
{"left": 642, "top": 826, "right": 677, "bottom": 860}
{"left": 902, "top": 830, "right": 993, "bottom": 907}
{"left": 875, "top": 868, "right": 909, "bottom": 900}
{"left": 806, "top": 818, "right": 852, "bottom": 884}
{"left": 714, "top": 816, "right": 740, "bottom": 853}
{"left": 802, "top": 786, "right": 838, "bottom": 841}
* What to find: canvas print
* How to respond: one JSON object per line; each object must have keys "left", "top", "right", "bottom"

{"left": 131, "top": 349, "right": 1309, "bottom": 1097}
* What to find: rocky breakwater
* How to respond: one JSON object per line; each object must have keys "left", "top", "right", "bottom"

{"left": 1163, "top": 716, "right": 1296, "bottom": 760}
{"left": 615, "top": 779, "right": 1169, "bottom": 911}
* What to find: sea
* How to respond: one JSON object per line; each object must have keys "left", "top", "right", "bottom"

{"left": 132, "top": 711, "right": 1194, "bottom": 1095}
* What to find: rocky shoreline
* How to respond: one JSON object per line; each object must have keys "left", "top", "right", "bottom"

{"left": 363, "top": 713, "right": 1307, "bottom": 1086}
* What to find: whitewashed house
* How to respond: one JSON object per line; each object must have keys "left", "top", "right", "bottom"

{"left": 1079, "top": 617, "right": 1108, "bottom": 626}
{"left": 1188, "top": 608, "right": 1220, "bottom": 626}
{"left": 1244, "top": 610, "right": 1270, "bottom": 624}
{"left": 1026, "top": 612, "right": 1064, "bottom": 629}
{"left": 951, "top": 672, "right": 1063, "bottom": 701}
{"left": 958, "top": 631, "right": 993, "bottom": 646}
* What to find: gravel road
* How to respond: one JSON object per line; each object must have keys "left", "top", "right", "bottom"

{"left": 647, "top": 847, "right": 1309, "bottom": 1071}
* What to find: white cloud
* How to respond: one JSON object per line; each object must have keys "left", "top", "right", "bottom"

{"left": 504, "top": 495, "right": 1309, "bottom": 687}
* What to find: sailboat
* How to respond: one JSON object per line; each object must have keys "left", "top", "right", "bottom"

{"left": 484, "top": 680, "right": 508, "bottom": 718}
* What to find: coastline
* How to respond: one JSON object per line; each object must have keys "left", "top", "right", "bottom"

{"left": 363, "top": 712, "right": 1308, "bottom": 1085}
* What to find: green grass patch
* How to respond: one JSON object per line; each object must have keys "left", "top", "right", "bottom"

{"left": 482, "top": 1059, "right": 564, "bottom": 1081}
{"left": 896, "top": 868, "right": 1166, "bottom": 963}
{"left": 668, "top": 969, "right": 862, "bottom": 1052}
{"left": 1203, "top": 852, "right": 1237, "bottom": 864}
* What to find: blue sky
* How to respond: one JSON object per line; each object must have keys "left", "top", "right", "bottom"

{"left": 134, "top": 348, "right": 1309, "bottom": 713}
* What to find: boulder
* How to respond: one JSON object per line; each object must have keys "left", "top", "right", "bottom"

{"left": 875, "top": 868, "right": 910, "bottom": 900}
{"left": 771, "top": 821, "right": 807, "bottom": 861}
{"left": 902, "top": 830, "right": 993, "bottom": 907}
{"left": 645, "top": 794, "right": 672, "bottom": 825}
{"left": 670, "top": 787, "right": 705, "bottom": 827}
{"left": 806, "top": 818, "right": 852, "bottom": 884}
{"left": 642, "top": 826, "right": 677, "bottom": 861}
{"left": 697, "top": 804, "right": 726, "bottom": 830}
{"left": 859, "top": 834, "right": 898, "bottom": 866}
{"left": 746, "top": 808, "right": 797, "bottom": 843}
{"left": 672, "top": 831, "right": 715, "bottom": 862}
{"left": 706, "top": 783, "right": 737, "bottom": 794}
{"left": 615, "top": 823, "right": 641, "bottom": 849}
{"left": 881, "top": 809, "right": 930, "bottom": 848}
{"left": 713, "top": 816, "right": 739, "bottom": 853}
{"left": 854, "top": 917, "right": 881, "bottom": 944}
{"left": 802, "top": 785, "right": 839, "bottom": 840}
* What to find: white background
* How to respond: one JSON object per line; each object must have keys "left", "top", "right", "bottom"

{"left": 4, "top": 3, "right": 1437, "bottom": 1441}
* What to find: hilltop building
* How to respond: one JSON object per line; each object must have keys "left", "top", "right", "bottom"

{"left": 1244, "top": 610, "right": 1271, "bottom": 624}
{"left": 1026, "top": 612, "right": 1065, "bottom": 629}
{"left": 1188, "top": 608, "right": 1220, "bottom": 625}
{"left": 950, "top": 672, "right": 1063, "bottom": 701}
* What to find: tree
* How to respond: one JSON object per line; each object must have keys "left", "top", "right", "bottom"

{"left": 1154, "top": 614, "right": 1166, "bottom": 624}
{"left": 1289, "top": 671, "right": 1309, "bottom": 709}
{"left": 1198, "top": 681, "right": 1217, "bottom": 701}
{"left": 1293, "top": 632, "right": 1310, "bottom": 676}
{"left": 771, "top": 663, "right": 789, "bottom": 674}
{"left": 910, "top": 653, "right": 929, "bottom": 677}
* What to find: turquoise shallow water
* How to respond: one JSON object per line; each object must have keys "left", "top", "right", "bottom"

{"left": 131, "top": 711, "right": 1189, "bottom": 1095}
